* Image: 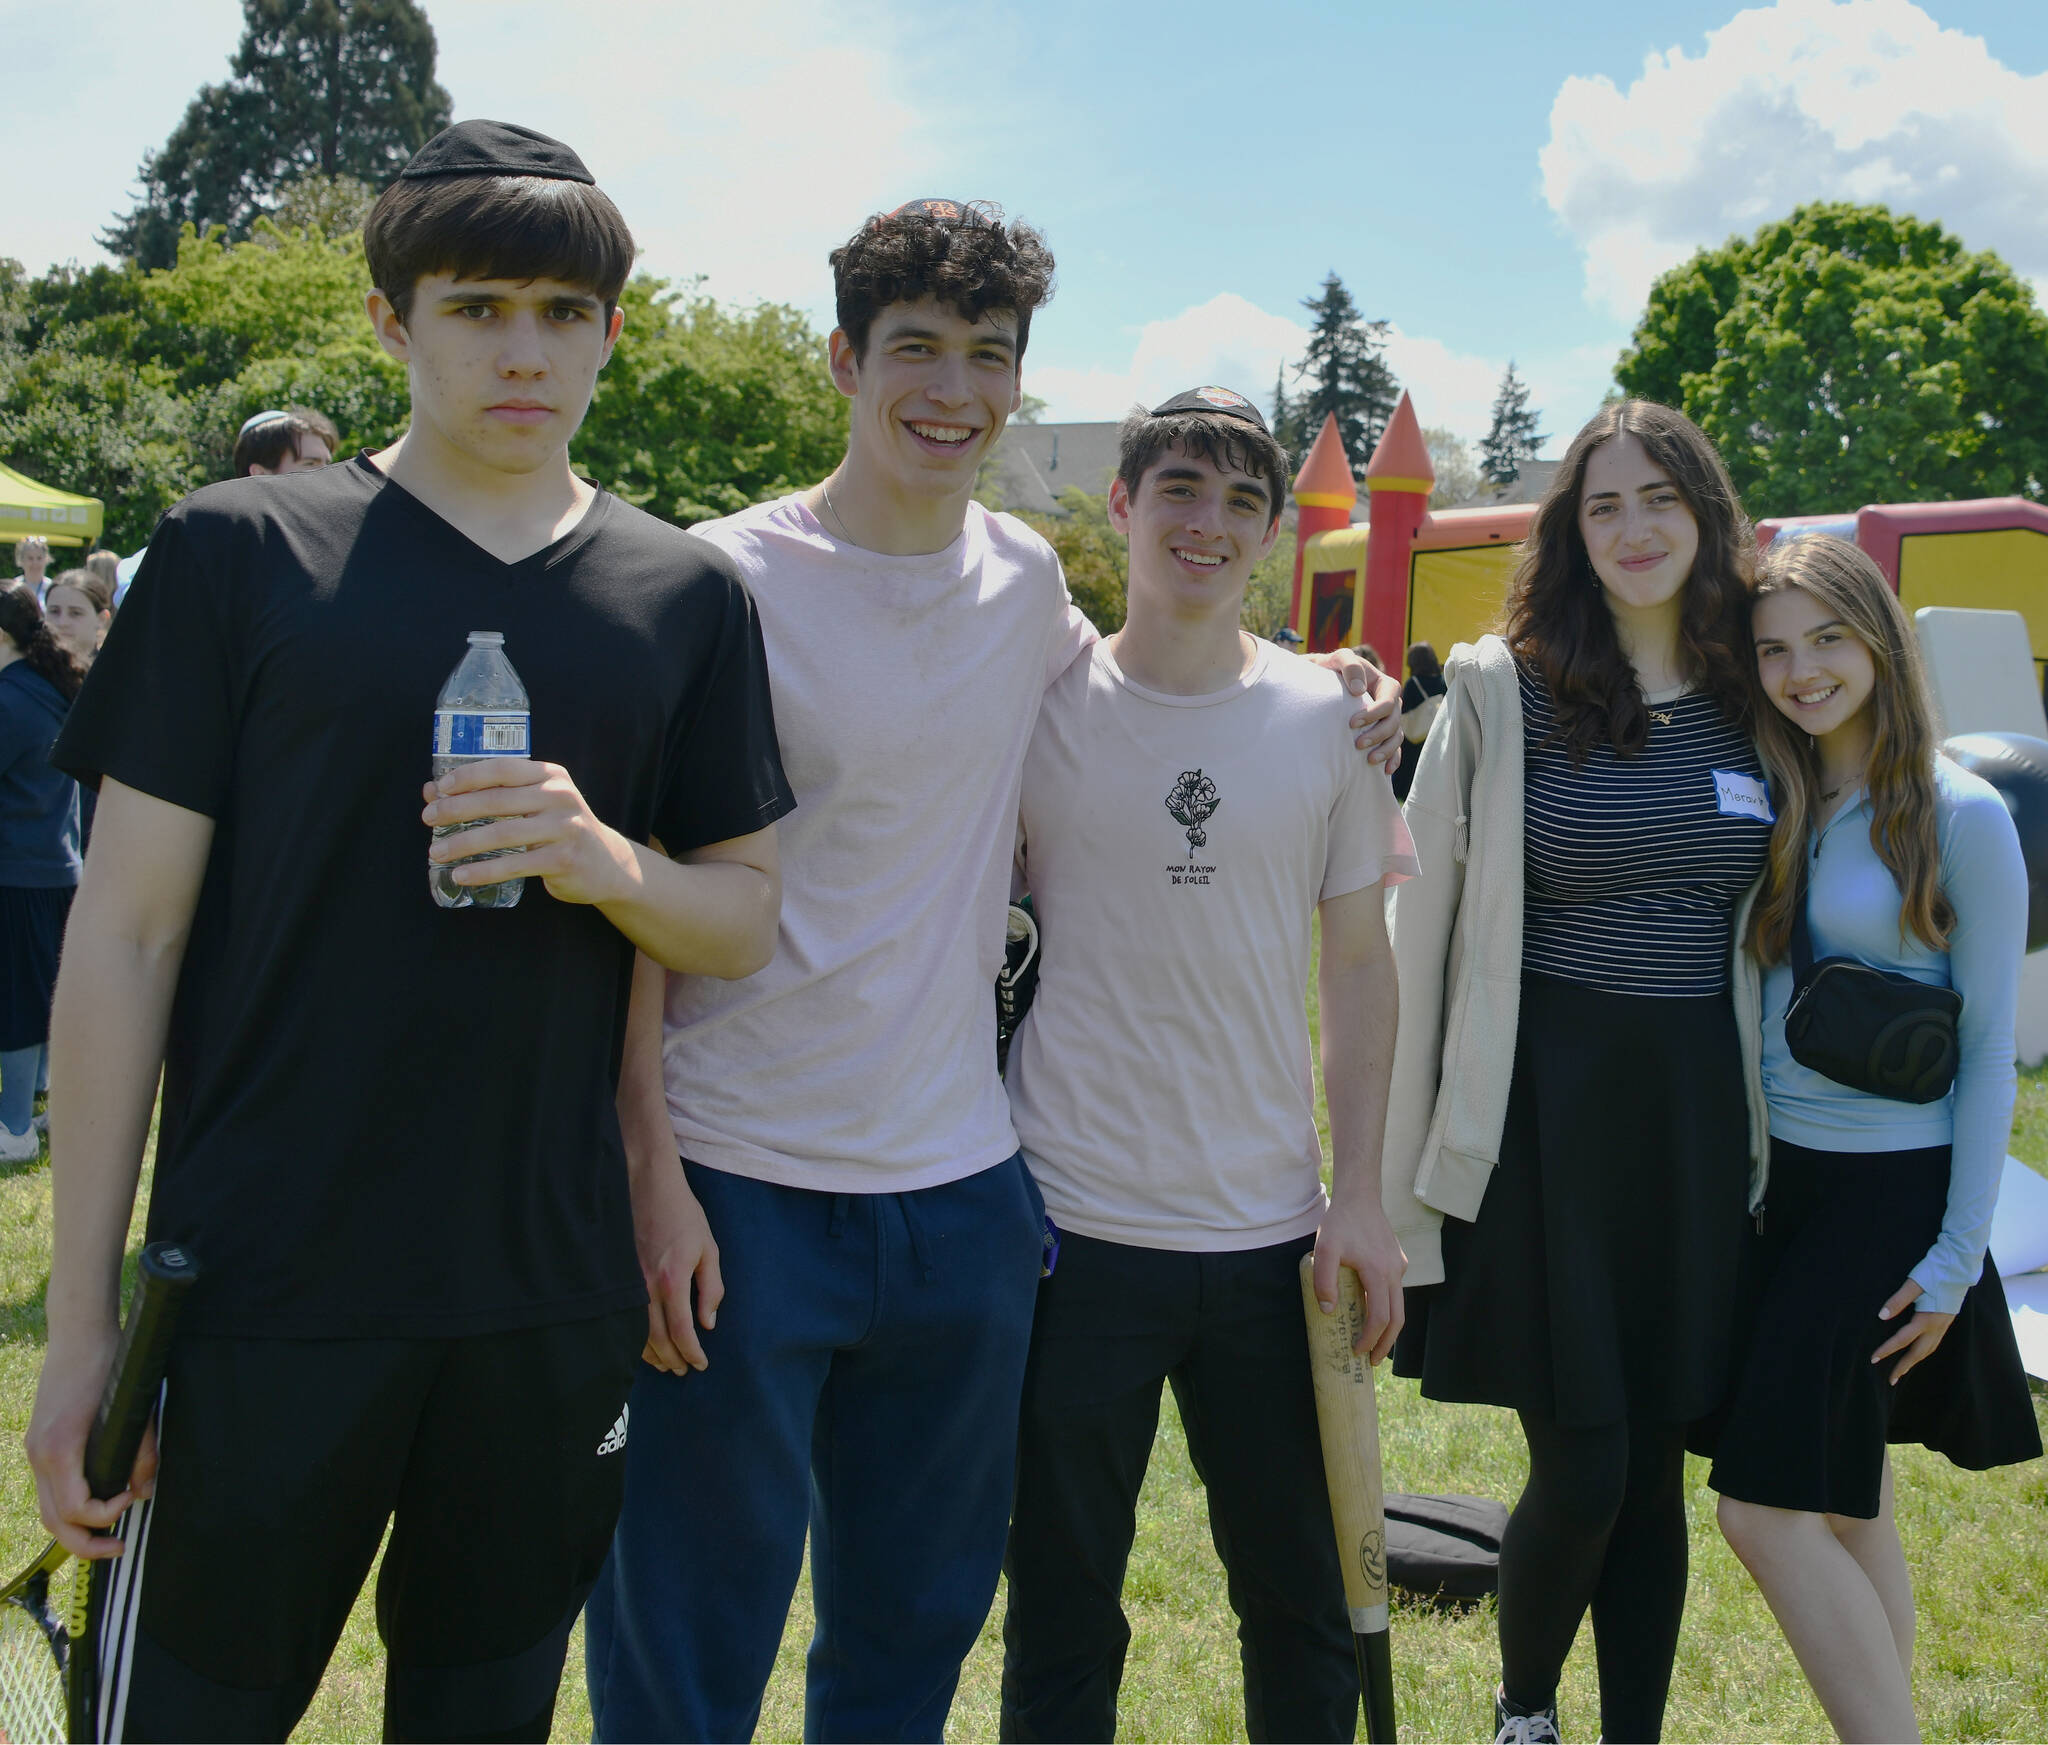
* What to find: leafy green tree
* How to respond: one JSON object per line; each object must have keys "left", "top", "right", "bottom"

{"left": 1288, "top": 273, "right": 1397, "bottom": 479}
{"left": 1616, "top": 202, "right": 2048, "bottom": 517}
{"left": 0, "top": 263, "right": 204, "bottom": 551}
{"left": 1424, "top": 426, "right": 1480, "bottom": 508}
{"left": 1478, "top": 362, "right": 1544, "bottom": 487}
{"left": 1240, "top": 524, "right": 1295, "bottom": 637}
{"left": 6, "top": 204, "right": 848, "bottom": 548}
{"left": 1019, "top": 488, "right": 1126, "bottom": 634}
{"left": 576, "top": 280, "right": 849, "bottom": 526}
{"left": 104, "top": 0, "right": 451, "bottom": 268}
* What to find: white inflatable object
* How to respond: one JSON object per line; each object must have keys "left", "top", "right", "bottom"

{"left": 1991, "top": 1155, "right": 2048, "bottom": 1278}
{"left": 2005, "top": 1271, "right": 2048, "bottom": 1382}
{"left": 1914, "top": 607, "right": 2048, "bottom": 741}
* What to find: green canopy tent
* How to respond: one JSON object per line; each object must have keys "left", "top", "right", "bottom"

{"left": 0, "top": 460, "right": 104, "bottom": 549}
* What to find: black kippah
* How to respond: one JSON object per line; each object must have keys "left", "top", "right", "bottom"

{"left": 1149, "top": 386, "right": 1269, "bottom": 431}
{"left": 398, "top": 119, "right": 595, "bottom": 184}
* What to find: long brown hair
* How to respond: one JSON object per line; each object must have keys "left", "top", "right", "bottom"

{"left": 1745, "top": 534, "right": 1952, "bottom": 964}
{"left": 0, "top": 583, "right": 86, "bottom": 702}
{"left": 1502, "top": 399, "right": 1754, "bottom": 762}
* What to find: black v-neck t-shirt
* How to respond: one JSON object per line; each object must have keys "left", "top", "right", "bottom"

{"left": 55, "top": 457, "right": 795, "bottom": 1338}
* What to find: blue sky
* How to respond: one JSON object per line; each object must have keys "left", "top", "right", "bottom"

{"left": 10, "top": 1, "right": 2048, "bottom": 454}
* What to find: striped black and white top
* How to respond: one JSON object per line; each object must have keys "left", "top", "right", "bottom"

{"left": 1520, "top": 663, "right": 1770, "bottom": 997}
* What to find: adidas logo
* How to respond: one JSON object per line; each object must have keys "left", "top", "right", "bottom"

{"left": 597, "top": 1404, "right": 629, "bottom": 1455}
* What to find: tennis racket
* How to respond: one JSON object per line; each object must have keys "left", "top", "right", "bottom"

{"left": 1299, "top": 1254, "right": 1397, "bottom": 1743}
{"left": 0, "top": 1242, "right": 198, "bottom": 1744}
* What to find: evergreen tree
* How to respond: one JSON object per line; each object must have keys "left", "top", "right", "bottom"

{"left": 1270, "top": 362, "right": 1301, "bottom": 461}
{"left": 1478, "top": 360, "right": 1545, "bottom": 487}
{"left": 1289, "top": 272, "right": 1396, "bottom": 479}
{"left": 103, "top": 0, "right": 453, "bottom": 268}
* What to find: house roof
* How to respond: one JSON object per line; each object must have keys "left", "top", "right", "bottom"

{"left": 1451, "top": 458, "right": 1562, "bottom": 510}
{"left": 983, "top": 421, "right": 1122, "bottom": 515}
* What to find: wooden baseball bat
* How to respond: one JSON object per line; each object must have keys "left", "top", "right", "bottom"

{"left": 1300, "top": 1254, "right": 1398, "bottom": 1744}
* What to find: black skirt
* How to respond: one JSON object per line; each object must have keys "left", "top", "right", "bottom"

{"left": 1393, "top": 971, "right": 1753, "bottom": 1426}
{"left": 1706, "top": 1138, "right": 2043, "bottom": 1519}
{"left": 0, "top": 883, "right": 73, "bottom": 1052}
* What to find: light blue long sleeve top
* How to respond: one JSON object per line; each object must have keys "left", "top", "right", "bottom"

{"left": 1760, "top": 756, "right": 2028, "bottom": 1315}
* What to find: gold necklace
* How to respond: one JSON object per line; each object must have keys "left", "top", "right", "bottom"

{"left": 1820, "top": 769, "right": 1864, "bottom": 804}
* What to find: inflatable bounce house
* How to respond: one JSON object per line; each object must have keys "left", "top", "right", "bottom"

{"left": 1286, "top": 392, "right": 1532, "bottom": 659}
{"left": 1283, "top": 393, "right": 2048, "bottom": 703}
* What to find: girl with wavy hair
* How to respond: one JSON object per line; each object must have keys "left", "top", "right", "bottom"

{"left": 0, "top": 584, "right": 83, "bottom": 1164}
{"left": 1711, "top": 533, "right": 2038, "bottom": 1742}
{"left": 1384, "top": 400, "right": 1774, "bottom": 1743}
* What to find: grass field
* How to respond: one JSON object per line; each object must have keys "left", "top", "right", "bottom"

{"left": 0, "top": 1060, "right": 2041, "bottom": 1741}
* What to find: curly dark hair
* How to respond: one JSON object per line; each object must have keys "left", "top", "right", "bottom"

{"left": 830, "top": 202, "right": 1055, "bottom": 361}
{"left": 0, "top": 583, "right": 86, "bottom": 702}
{"left": 1502, "top": 399, "right": 1754, "bottom": 762}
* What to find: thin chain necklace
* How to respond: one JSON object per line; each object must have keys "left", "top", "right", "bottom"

{"left": 1820, "top": 768, "right": 1865, "bottom": 805}
{"left": 820, "top": 477, "right": 852, "bottom": 541}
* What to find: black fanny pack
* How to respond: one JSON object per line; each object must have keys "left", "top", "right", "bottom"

{"left": 1783, "top": 856, "right": 1961, "bottom": 1104}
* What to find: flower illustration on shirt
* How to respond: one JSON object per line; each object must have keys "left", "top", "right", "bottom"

{"left": 1165, "top": 769, "right": 1221, "bottom": 853}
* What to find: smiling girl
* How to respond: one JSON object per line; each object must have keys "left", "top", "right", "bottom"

{"left": 1710, "top": 532, "right": 2039, "bottom": 1743}
{"left": 1386, "top": 401, "right": 1773, "bottom": 1744}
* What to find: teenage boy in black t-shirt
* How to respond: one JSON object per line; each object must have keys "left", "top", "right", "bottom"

{"left": 24, "top": 120, "right": 795, "bottom": 1743}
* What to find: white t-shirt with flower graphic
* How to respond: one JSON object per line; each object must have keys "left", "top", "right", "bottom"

{"left": 1006, "top": 637, "right": 1418, "bottom": 1251}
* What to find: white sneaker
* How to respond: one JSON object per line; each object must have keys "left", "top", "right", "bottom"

{"left": 1495, "top": 1687, "right": 1562, "bottom": 1744}
{"left": 31, "top": 1109, "right": 47, "bottom": 1134}
{"left": 0, "top": 1124, "right": 41, "bottom": 1164}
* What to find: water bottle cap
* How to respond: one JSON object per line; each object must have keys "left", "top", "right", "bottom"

{"left": 467, "top": 631, "right": 505, "bottom": 647}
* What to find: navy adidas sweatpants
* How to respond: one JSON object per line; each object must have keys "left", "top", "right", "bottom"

{"left": 586, "top": 1152, "right": 1045, "bottom": 1743}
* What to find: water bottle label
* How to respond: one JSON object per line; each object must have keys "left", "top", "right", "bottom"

{"left": 434, "top": 710, "right": 530, "bottom": 757}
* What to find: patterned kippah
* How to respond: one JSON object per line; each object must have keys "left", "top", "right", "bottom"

{"left": 398, "top": 119, "right": 595, "bottom": 184}
{"left": 883, "top": 198, "right": 990, "bottom": 225}
{"left": 1149, "top": 386, "right": 1269, "bottom": 431}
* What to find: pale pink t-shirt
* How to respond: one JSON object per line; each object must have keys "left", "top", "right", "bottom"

{"left": 1005, "top": 639, "right": 1418, "bottom": 1251}
{"left": 665, "top": 496, "right": 1092, "bottom": 1192}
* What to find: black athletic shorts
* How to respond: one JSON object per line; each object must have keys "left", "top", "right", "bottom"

{"left": 93, "top": 1307, "right": 644, "bottom": 1743}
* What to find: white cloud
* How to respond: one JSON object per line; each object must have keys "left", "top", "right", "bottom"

{"left": 1542, "top": 0, "right": 2048, "bottom": 319}
{"left": 430, "top": 0, "right": 923, "bottom": 316}
{"left": 1028, "top": 293, "right": 1519, "bottom": 447}
{"left": 5, "top": 0, "right": 923, "bottom": 321}
{"left": 4, "top": 0, "right": 245, "bottom": 274}
{"left": 1026, "top": 294, "right": 1306, "bottom": 423}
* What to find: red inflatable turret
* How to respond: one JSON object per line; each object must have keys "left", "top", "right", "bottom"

{"left": 1361, "top": 392, "right": 1434, "bottom": 664}
{"left": 1289, "top": 414, "right": 1357, "bottom": 649}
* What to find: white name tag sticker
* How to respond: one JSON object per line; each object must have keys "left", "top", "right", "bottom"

{"left": 1713, "top": 769, "right": 1775, "bottom": 823}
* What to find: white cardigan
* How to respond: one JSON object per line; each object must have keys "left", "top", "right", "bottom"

{"left": 1382, "top": 634, "right": 1771, "bottom": 1285}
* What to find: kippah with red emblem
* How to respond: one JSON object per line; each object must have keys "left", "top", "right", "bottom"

{"left": 399, "top": 119, "right": 595, "bottom": 184}
{"left": 884, "top": 198, "right": 988, "bottom": 224}
{"left": 1149, "top": 385, "right": 1269, "bottom": 431}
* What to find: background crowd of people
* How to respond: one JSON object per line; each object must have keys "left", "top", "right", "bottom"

{"left": 0, "top": 406, "right": 333, "bottom": 1162}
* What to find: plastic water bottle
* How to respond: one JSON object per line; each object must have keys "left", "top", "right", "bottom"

{"left": 429, "top": 631, "right": 530, "bottom": 909}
